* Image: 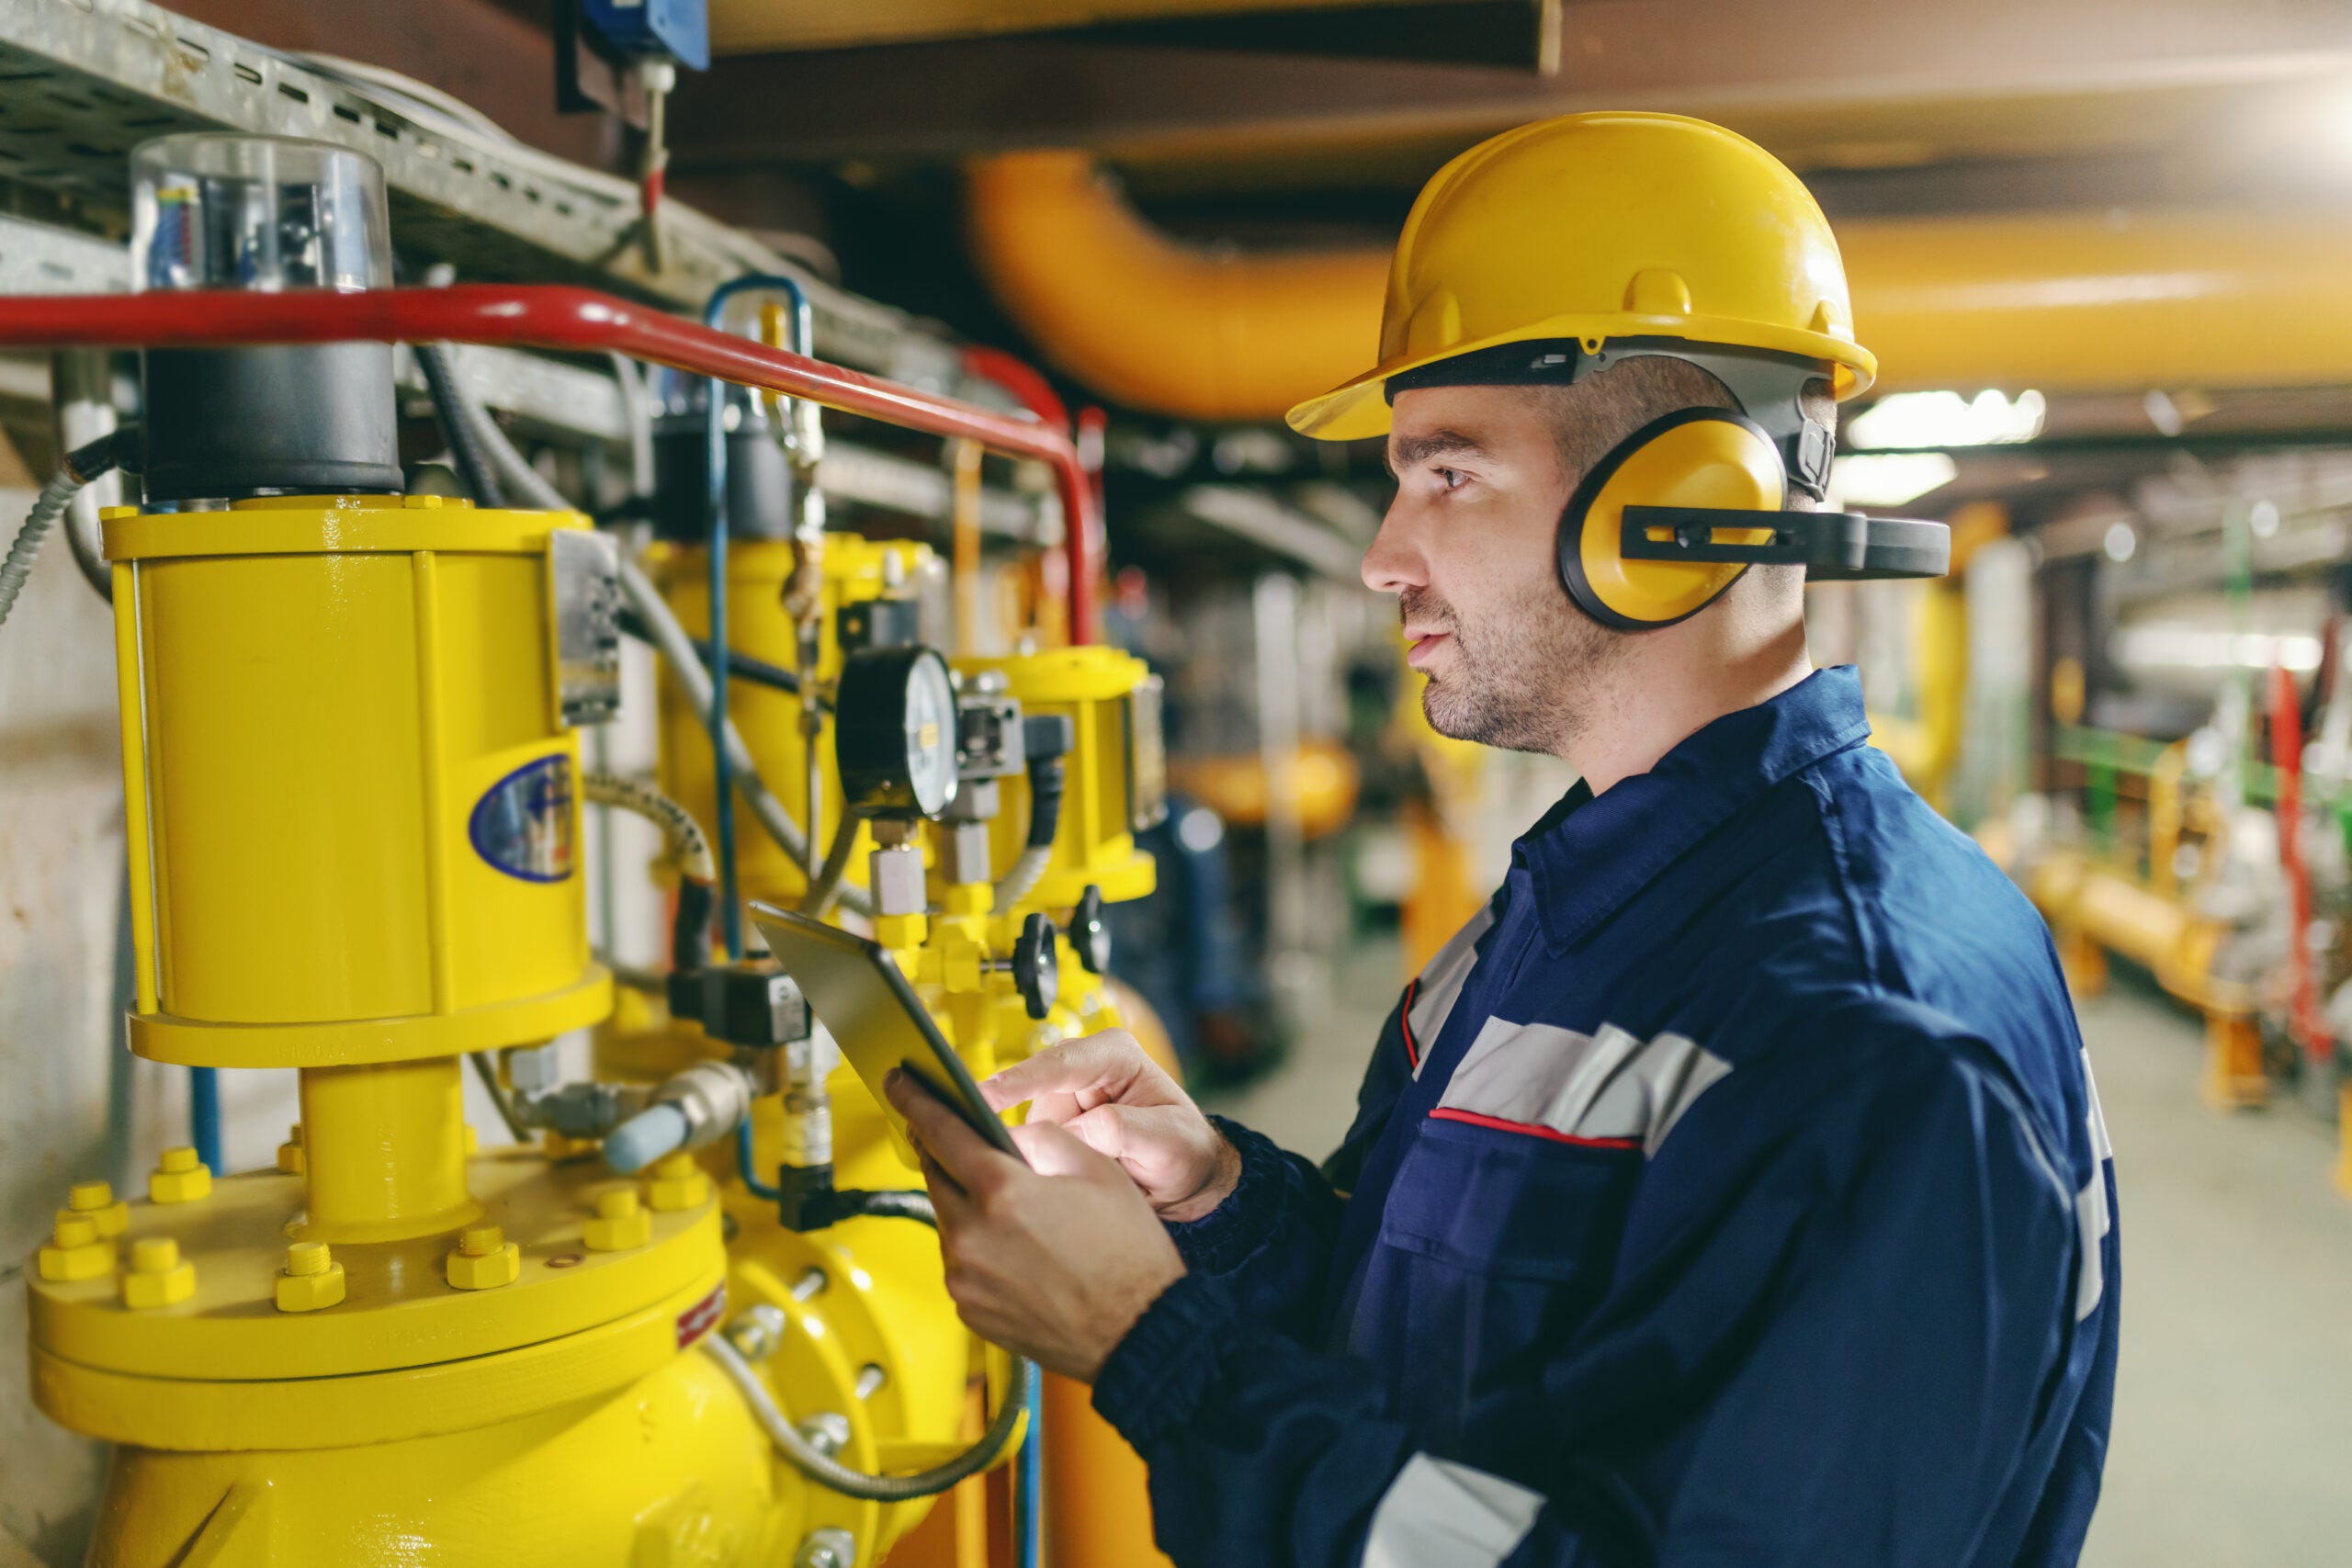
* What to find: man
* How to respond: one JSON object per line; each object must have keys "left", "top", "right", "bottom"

{"left": 887, "top": 111, "right": 2117, "bottom": 1566}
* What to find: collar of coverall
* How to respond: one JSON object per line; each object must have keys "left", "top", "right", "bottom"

{"left": 1516, "top": 663, "right": 1872, "bottom": 953}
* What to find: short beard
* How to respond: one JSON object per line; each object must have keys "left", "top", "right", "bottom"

{"left": 1405, "top": 578, "right": 1623, "bottom": 754}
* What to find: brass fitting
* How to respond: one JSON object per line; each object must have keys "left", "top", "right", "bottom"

{"left": 123, "top": 1236, "right": 196, "bottom": 1308}
{"left": 276, "top": 1122, "right": 306, "bottom": 1175}
{"left": 583, "top": 1187, "right": 652, "bottom": 1252}
{"left": 66, "top": 1179, "right": 129, "bottom": 1237}
{"left": 148, "top": 1145, "right": 212, "bottom": 1204}
{"left": 37, "top": 1213, "right": 112, "bottom": 1282}
{"left": 446, "top": 1223, "right": 521, "bottom": 1291}
{"left": 276, "top": 1240, "right": 346, "bottom": 1312}
{"left": 645, "top": 1151, "right": 709, "bottom": 1213}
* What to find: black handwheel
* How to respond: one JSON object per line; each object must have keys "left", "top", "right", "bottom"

{"left": 1069, "top": 885, "right": 1110, "bottom": 976}
{"left": 1012, "top": 911, "right": 1060, "bottom": 1021}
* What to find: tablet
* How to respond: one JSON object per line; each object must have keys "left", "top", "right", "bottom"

{"left": 749, "top": 902, "right": 1026, "bottom": 1167}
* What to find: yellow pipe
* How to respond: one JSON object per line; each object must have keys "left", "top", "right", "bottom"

{"left": 967, "top": 150, "right": 2352, "bottom": 416}
{"left": 297, "top": 1056, "right": 478, "bottom": 1243}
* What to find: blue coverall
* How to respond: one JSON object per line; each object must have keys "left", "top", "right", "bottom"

{"left": 1091, "top": 666, "right": 2119, "bottom": 1567}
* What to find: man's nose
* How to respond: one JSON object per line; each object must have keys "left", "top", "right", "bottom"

{"left": 1361, "top": 501, "right": 1427, "bottom": 595}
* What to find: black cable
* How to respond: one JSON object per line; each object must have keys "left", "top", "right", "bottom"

{"left": 672, "top": 878, "right": 717, "bottom": 974}
{"left": 415, "top": 342, "right": 505, "bottom": 507}
{"left": 839, "top": 1189, "right": 937, "bottom": 1226}
{"left": 616, "top": 605, "right": 829, "bottom": 705}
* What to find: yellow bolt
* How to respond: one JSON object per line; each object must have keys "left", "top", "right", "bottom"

{"left": 464, "top": 1122, "right": 481, "bottom": 1155}
{"left": 277, "top": 1241, "right": 345, "bottom": 1313}
{"left": 66, "top": 1179, "right": 129, "bottom": 1237}
{"left": 36, "top": 1213, "right": 111, "bottom": 1283}
{"left": 447, "top": 1223, "right": 520, "bottom": 1291}
{"left": 583, "top": 1186, "right": 652, "bottom": 1251}
{"left": 122, "top": 1235, "right": 195, "bottom": 1308}
{"left": 276, "top": 1123, "right": 306, "bottom": 1176}
{"left": 646, "top": 1151, "right": 710, "bottom": 1213}
{"left": 148, "top": 1146, "right": 212, "bottom": 1205}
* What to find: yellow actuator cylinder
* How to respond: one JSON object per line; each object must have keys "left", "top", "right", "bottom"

{"left": 298, "top": 1057, "right": 474, "bottom": 1242}
{"left": 651, "top": 534, "right": 933, "bottom": 904}
{"left": 105, "top": 494, "right": 612, "bottom": 1068}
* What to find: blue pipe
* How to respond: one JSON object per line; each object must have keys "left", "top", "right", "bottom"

{"left": 1018, "top": 1374, "right": 1045, "bottom": 1568}
{"left": 734, "top": 1117, "right": 783, "bottom": 1201}
{"left": 188, "top": 1066, "right": 221, "bottom": 1175}
{"left": 700, "top": 272, "right": 814, "bottom": 962}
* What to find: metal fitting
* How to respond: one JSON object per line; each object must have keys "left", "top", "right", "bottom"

{"left": 446, "top": 1223, "right": 521, "bottom": 1291}
{"left": 724, "top": 1303, "right": 789, "bottom": 1361}
{"left": 123, "top": 1236, "right": 195, "bottom": 1308}
{"left": 514, "top": 1079, "right": 652, "bottom": 1141}
{"left": 148, "top": 1145, "right": 211, "bottom": 1204}
{"left": 66, "top": 1179, "right": 128, "bottom": 1237}
{"left": 868, "top": 843, "right": 927, "bottom": 917}
{"left": 645, "top": 1151, "right": 711, "bottom": 1213}
{"left": 277, "top": 1240, "right": 346, "bottom": 1312}
{"left": 37, "top": 1213, "right": 112, "bottom": 1282}
{"left": 604, "top": 1060, "right": 758, "bottom": 1173}
{"left": 796, "top": 1412, "right": 851, "bottom": 1459}
{"left": 794, "top": 1527, "right": 857, "bottom": 1568}
{"left": 583, "top": 1186, "right": 652, "bottom": 1251}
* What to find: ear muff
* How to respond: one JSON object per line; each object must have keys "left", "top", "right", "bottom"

{"left": 1557, "top": 408, "right": 1787, "bottom": 630}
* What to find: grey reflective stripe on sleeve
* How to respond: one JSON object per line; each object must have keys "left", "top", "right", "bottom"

{"left": 1362, "top": 1454, "right": 1545, "bottom": 1568}
{"left": 1438, "top": 1018, "right": 1731, "bottom": 1153}
{"left": 2075, "top": 1045, "right": 2115, "bottom": 1321}
{"left": 1407, "top": 905, "right": 1496, "bottom": 1080}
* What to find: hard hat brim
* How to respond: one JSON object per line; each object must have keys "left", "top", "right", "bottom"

{"left": 1284, "top": 315, "right": 1880, "bottom": 442}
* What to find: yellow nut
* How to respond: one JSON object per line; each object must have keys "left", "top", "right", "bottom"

{"left": 873, "top": 912, "right": 928, "bottom": 952}
{"left": 277, "top": 1242, "right": 345, "bottom": 1313}
{"left": 276, "top": 1123, "right": 306, "bottom": 1176}
{"left": 122, "top": 1236, "right": 195, "bottom": 1308}
{"left": 67, "top": 1179, "right": 129, "bottom": 1237}
{"left": 447, "top": 1224, "right": 518, "bottom": 1290}
{"left": 583, "top": 1187, "right": 652, "bottom": 1252}
{"left": 149, "top": 1147, "right": 212, "bottom": 1204}
{"left": 645, "top": 1152, "right": 710, "bottom": 1213}
{"left": 37, "top": 1213, "right": 111, "bottom": 1282}
{"left": 464, "top": 1123, "right": 481, "bottom": 1155}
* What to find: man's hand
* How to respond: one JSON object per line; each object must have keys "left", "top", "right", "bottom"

{"left": 885, "top": 1067, "right": 1186, "bottom": 1384}
{"left": 980, "top": 1030, "right": 1243, "bottom": 1222}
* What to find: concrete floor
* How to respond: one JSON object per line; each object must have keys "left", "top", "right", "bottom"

{"left": 1204, "top": 948, "right": 2352, "bottom": 1567}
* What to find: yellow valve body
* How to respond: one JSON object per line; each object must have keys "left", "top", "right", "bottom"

{"left": 103, "top": 495, "right": 612, "bottom": 1069}
{"left": 955, "top": 646, "right": 1160, "bottom": 911}
{"left": 650, "top": 534, "right": 934, "bottom": 906}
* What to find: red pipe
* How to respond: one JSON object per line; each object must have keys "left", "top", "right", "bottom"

{"left": 2268, "top": 662, "right": 2328, "bottom": 1060}
{"left": 0, "top": 285, "right": 1096, "bottom": 642}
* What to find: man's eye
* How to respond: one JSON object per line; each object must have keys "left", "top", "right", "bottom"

{"left": 1435, "top": 468, "right": 1466, "bottom": 491}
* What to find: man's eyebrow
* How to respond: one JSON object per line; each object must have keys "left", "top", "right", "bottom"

{"left": 1384, "top": 429, "right": 1490, "bottom": 476}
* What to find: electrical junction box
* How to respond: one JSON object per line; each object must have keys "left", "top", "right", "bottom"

{"left": 582, "top": 0, "right": 710, "bottom": 70}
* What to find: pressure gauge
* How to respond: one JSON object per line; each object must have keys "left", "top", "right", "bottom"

{"left": 836, "top": 646, "right": 960, "bottom": 819}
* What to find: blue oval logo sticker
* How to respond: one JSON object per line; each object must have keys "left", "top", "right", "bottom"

{"left": 469, "top": 756, "right": 575, "bottom": 883}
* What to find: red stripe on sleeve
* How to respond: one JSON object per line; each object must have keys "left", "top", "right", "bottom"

{"left": 1428, "top": 1107, "right": 1642, "bottom": 1150}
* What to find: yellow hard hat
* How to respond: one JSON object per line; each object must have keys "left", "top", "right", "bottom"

{"left": 1285, "top": 112, "right": 1875, "bottom": 441}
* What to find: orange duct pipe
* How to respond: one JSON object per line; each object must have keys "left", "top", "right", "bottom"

{"left": 967, "top": 150, "right": 2352, "bottom": 418}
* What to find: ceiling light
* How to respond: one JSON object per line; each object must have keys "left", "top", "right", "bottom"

{"left": 1846, "top": 389, "right": 2046, "bottom": 450}
{"left": 2251, "top": 500, "right": 2281, "bottom": 537}
{"left": 2104, "top": 522, "right": 2137, "bottom": 562}
{"left": 1827, "top": 452, "right": 1956, "bottom": 507}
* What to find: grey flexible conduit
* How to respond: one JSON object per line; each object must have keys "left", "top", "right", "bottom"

{"left": 1, "top": 430, "right": 126, "bottom": 633}
{"left": 704, "top": 1332, "right": 1033, "bottom": 1502}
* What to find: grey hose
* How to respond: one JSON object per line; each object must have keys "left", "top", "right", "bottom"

{"left": 617, "top": 556, "right": 874, "bottom": 919}
{"left": 582, "top": 771, "right": 716, "bottom": 882}
{"left": 991, "top": 846, "right": 1053, "bottom": 913}
{"left": 800, "top": 811, "right": 863, "bottom": 918}
{"left": 2, "top": 431, "right": 127, "bottom": 633}
{"left": 704, "top": 1331, "right": 1033, "bottom": 1502}
{"left": 416, "top": 341, "right": 505, "bottom": 506}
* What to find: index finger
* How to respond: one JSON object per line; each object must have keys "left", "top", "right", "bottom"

{"left": 980, "top": 1031, "right": 1154, "bottom": 1116}
{"left": 887, "top": 1068, "right": 1022, "bottom": 1194}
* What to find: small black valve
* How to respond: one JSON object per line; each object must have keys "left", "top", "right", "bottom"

{"left": 1010, "top": 911, "right": 1060, "bottom": 1021}
{"left": 1068, "top": 885, "right": 1109, "bottom": 976}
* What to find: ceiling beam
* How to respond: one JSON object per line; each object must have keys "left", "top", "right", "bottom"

{"left": 671, "top": 0, "right": 2352, "bottom": 167}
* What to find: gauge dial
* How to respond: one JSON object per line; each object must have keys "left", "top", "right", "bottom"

{"left": 836, "top": 646, "right": 961, "bottom": 820}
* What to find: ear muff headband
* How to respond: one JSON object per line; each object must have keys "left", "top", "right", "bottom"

{"left": 1558, "top": 408, "right": 1786, "bottom": 631}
